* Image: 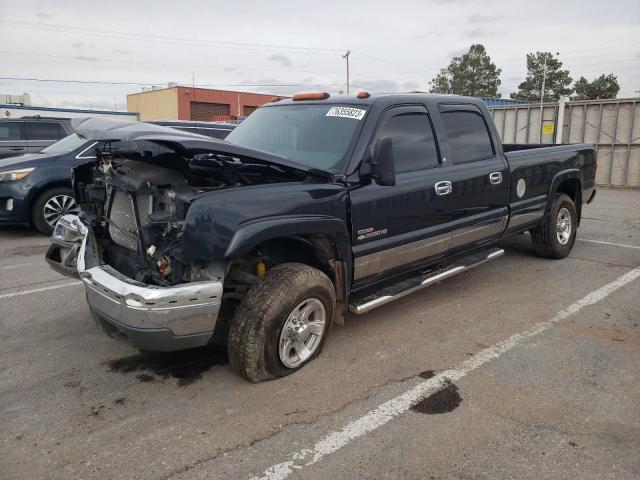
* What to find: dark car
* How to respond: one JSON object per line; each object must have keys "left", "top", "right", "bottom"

{"left": 0, "top": 117, "right": 73, "bottom": 159}
{"left": 0, "top": 120, "right": 236, "bottom": 234}
{"left": 47, "top": 94, "right": 596, "bottom": 382}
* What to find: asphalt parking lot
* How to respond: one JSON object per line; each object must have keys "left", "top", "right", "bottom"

{"left": 1, "top": 188, "right": 639, "bottom": 480}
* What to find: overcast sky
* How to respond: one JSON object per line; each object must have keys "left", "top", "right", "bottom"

{"left": 1, "top": 0, "right": 639, "bottom": 111}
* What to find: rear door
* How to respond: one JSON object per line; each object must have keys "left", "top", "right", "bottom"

{"left": 0, "top": 121, "right": 26, "bottom": 158}
{"left": 436, "top": 104, "right": 509, "bottom": 252}
{"left": 350, "top": 105, "right": 452, "bottom": 285}
{"left": 25, "top": 121, "right": 66, "bottom": 152}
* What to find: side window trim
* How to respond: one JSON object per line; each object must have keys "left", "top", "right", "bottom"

{"left": 75, "top": 142, "right": 98, "bottom": 159}
{"left": 370, "top": 104, "right": 442, "bottom": 173}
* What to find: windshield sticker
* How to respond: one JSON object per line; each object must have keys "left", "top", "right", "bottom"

{"left": 326, "top": 107, "right": 367, "bottom": 120}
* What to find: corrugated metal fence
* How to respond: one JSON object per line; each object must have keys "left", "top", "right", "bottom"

{"left": 488, "top": 97, "right": 640, "bottom": 187}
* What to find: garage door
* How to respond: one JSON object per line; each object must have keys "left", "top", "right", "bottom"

{"left": 243, "top": 105, "right": 258, "bottom": 116}
{"left": 190, "top": 102, "right": 230, "bottom": 121}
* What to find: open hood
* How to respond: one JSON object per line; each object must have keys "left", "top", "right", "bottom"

{"left": 71, "top": 117, "right": 331, "bottom": 179}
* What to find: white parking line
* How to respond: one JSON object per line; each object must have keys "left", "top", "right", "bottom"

{"left": 0, "top": 261, "right": 43, "bottom": 271}
{"left": 578, "top": 238, "right": 640, "bottom": 250}
{"left": 0, "top": 281, "right": 83, "bottom": 299}
{"left": 251, "top": 266, "right": 640, "bottom": 480}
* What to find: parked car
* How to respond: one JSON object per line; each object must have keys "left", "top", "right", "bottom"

{"left": 0, "top": 117, "right": 73, "bottom": 159}
{"left": 0, "top": 120, "right": 236, "bottom": 234}
{"left": 46, "top": 93, "right": 597, "bottom": 382}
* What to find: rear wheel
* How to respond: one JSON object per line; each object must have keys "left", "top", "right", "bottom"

{"left": 530, "top": 193, "right": 577, "bottom": 259}
{"left": 31, "top": 187, "right": 78, "bottom": 235}
{"left": 227, "top": 263, "right": 335, "bottom": 382}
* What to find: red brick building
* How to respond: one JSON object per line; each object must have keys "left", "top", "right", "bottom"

{"left": 127, "top": 86, "right": 283, "bottom": 122}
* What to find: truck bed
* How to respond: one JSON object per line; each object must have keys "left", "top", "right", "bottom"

{"left": 502, "top": 143, "right": 593, "bottom": 157}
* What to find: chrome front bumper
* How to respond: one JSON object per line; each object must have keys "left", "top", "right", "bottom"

{"left": 46, "top": 215, "right": 223, "bottom": 350}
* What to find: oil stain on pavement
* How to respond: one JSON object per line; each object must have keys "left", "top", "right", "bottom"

{"left": 412, "top": 371, "right": 463, "bottom": 414}
{"left": 106, "top": 346, "right": 228, "bottom": 386}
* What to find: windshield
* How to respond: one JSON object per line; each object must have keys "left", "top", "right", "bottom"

{"left": 225, "top": 104, "right": 367, "bottom": 170}
{"left": 41, "top": 133, "right": 89, "bottom": 155}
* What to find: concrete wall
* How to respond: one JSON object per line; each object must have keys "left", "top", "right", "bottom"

{"left": 127, "top": 88, "right": 179, "bottom": 121}
{"left": 489, "top": 97, "right": 640, "bottom": 187}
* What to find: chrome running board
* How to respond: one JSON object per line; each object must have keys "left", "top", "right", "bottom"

{"left": 349, "top": 248, "right": 504, "bottom": 314}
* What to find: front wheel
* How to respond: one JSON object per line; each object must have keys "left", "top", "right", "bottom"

{"left": 530, "top": 193, "right": 577, "bottom": 259}
{"left": 31, "top": 187, "right": 79, "bottom": 235}
{"left": 227, "top": 263, "right": 335, "bottom": 382}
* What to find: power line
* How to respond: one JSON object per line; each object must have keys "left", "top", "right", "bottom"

{"left": 0, "top": 50, "right": 341, "bottom": 76}
{"left": 0, "top": 20, "right": 343, "bottom": 56}
{"left": 0, "top": 77, "right": 320, "bottom": 87}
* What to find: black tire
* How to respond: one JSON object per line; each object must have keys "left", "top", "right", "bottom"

{"left": 228, "top": 263, "right": 335, "bottom": 382}
{"left": 530, "top": 193, "right": 577, "bottom": 259}
{"left": 31, "top": 187, "right": 77, "bottom": 235}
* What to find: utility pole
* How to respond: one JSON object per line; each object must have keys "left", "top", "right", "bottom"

{"left": 538, "top": 54, "right": 548, "bottom": 144}
{"left": 342, "top": 50, "right": 351, "bottom": 94}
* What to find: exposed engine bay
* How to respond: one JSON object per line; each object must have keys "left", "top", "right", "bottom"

{"left": 73, "top": 142, "right": 308, "bottom": 287}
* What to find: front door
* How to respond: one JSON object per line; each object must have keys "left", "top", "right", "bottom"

{"left": 349, "top": 105, "right": 453, "bottom": 286}
{"left": 0, "top": 121, "right": 26, "bottom": 159}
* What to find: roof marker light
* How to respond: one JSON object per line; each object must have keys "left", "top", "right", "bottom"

{"left": 356, "top": 91, "right": 371, "bottom": 99}
{"left": 292, "top": 92, "right": 330, "bottom": 101}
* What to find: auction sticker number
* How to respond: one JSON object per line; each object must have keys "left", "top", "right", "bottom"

{"left": 326, "top": 107, "right": 366, "bottom": 120}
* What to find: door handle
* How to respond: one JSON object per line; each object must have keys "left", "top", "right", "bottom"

{"left": 434, "top": 180, "right": 452, "bottom": 196}
{"left": 489, "top": 172, "right": 503, "bottom": 185}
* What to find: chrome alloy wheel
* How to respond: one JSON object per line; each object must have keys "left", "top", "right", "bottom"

{"left": 556, "top": 207, "right": 572, "bottom": 245}
{"left": 43, "top": 194, "right": 78, "bottom": 227}
{"left": 278, "top": 298, "right": 327, "bottom": 369}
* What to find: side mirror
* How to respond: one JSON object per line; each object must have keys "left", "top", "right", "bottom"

{"left": 371, "top": 137, "right": 396, "bottom": 186}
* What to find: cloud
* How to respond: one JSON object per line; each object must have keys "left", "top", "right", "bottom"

{"left": 466, "top": 28, "right": 496, "bottom": 37}
{"left": 447, "top": 47, "right": 469, "bottom": 58}
{"left": 467, "top": 13, "right": 501, "bottom": 23}
{"left": 114, "top": 49, "right": 129, "bottom": 55}
{"left": 401, "top": 80, "right": 423, "bottom": 91}
{"left": 268, "top": 53, "right": 292, "bottom": 68}
{"left": 74, "top": 55, "right": 99, "bottom": 62}
{"left": 351, "top": 78, "right": 425, "bottom": 93}
{"left": 71, "top": 42, "right": 83, "bottom": 48}
{"left": 36, "top": 12, "right": 52, "bottom": 19}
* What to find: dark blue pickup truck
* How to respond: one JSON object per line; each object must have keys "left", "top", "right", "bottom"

{"left": 46, "top": 93, "right": 597, "bottom": 382}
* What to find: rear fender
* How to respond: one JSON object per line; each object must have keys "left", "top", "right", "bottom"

{"left": 548, "top": 169, "right": 583, "bottom": 223}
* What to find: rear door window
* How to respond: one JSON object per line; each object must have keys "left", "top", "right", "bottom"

{"left": 441, "top": 110, "right": 494, "bottom": 164}
{"left": 0, "top": 122, "right": 24, "bottom": 140}
{"left": 26, "top": 122, "right": 64, "bottom": 140}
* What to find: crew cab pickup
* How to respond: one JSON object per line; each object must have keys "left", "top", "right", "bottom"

{"left": 46, "top": 93, "right": 597, "bottom": 382}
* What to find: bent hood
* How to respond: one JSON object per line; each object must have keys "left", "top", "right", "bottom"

{"left": 71, "top": 117, "right": 331, "bottom": 179}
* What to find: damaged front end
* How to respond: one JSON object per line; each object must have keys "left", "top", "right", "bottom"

{"left": 47, "top": 213, "right": 224, "bottom": 351}
{"left": 45, "top": 118, "right": 325, "bottom": 351}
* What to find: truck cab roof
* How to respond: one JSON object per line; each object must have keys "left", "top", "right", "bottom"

{"left": 269, "top": 92, "right": 487, "bottom": 109}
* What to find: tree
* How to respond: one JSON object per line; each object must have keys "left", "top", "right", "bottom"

{"left": 572, "top": 74, "right": 620, "bottom": 100}
{"left": 429, "top": 44, "right": 502, "bottom": 97}
{"left": 510, "top": 52, "right": 572, "bottom": 102}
